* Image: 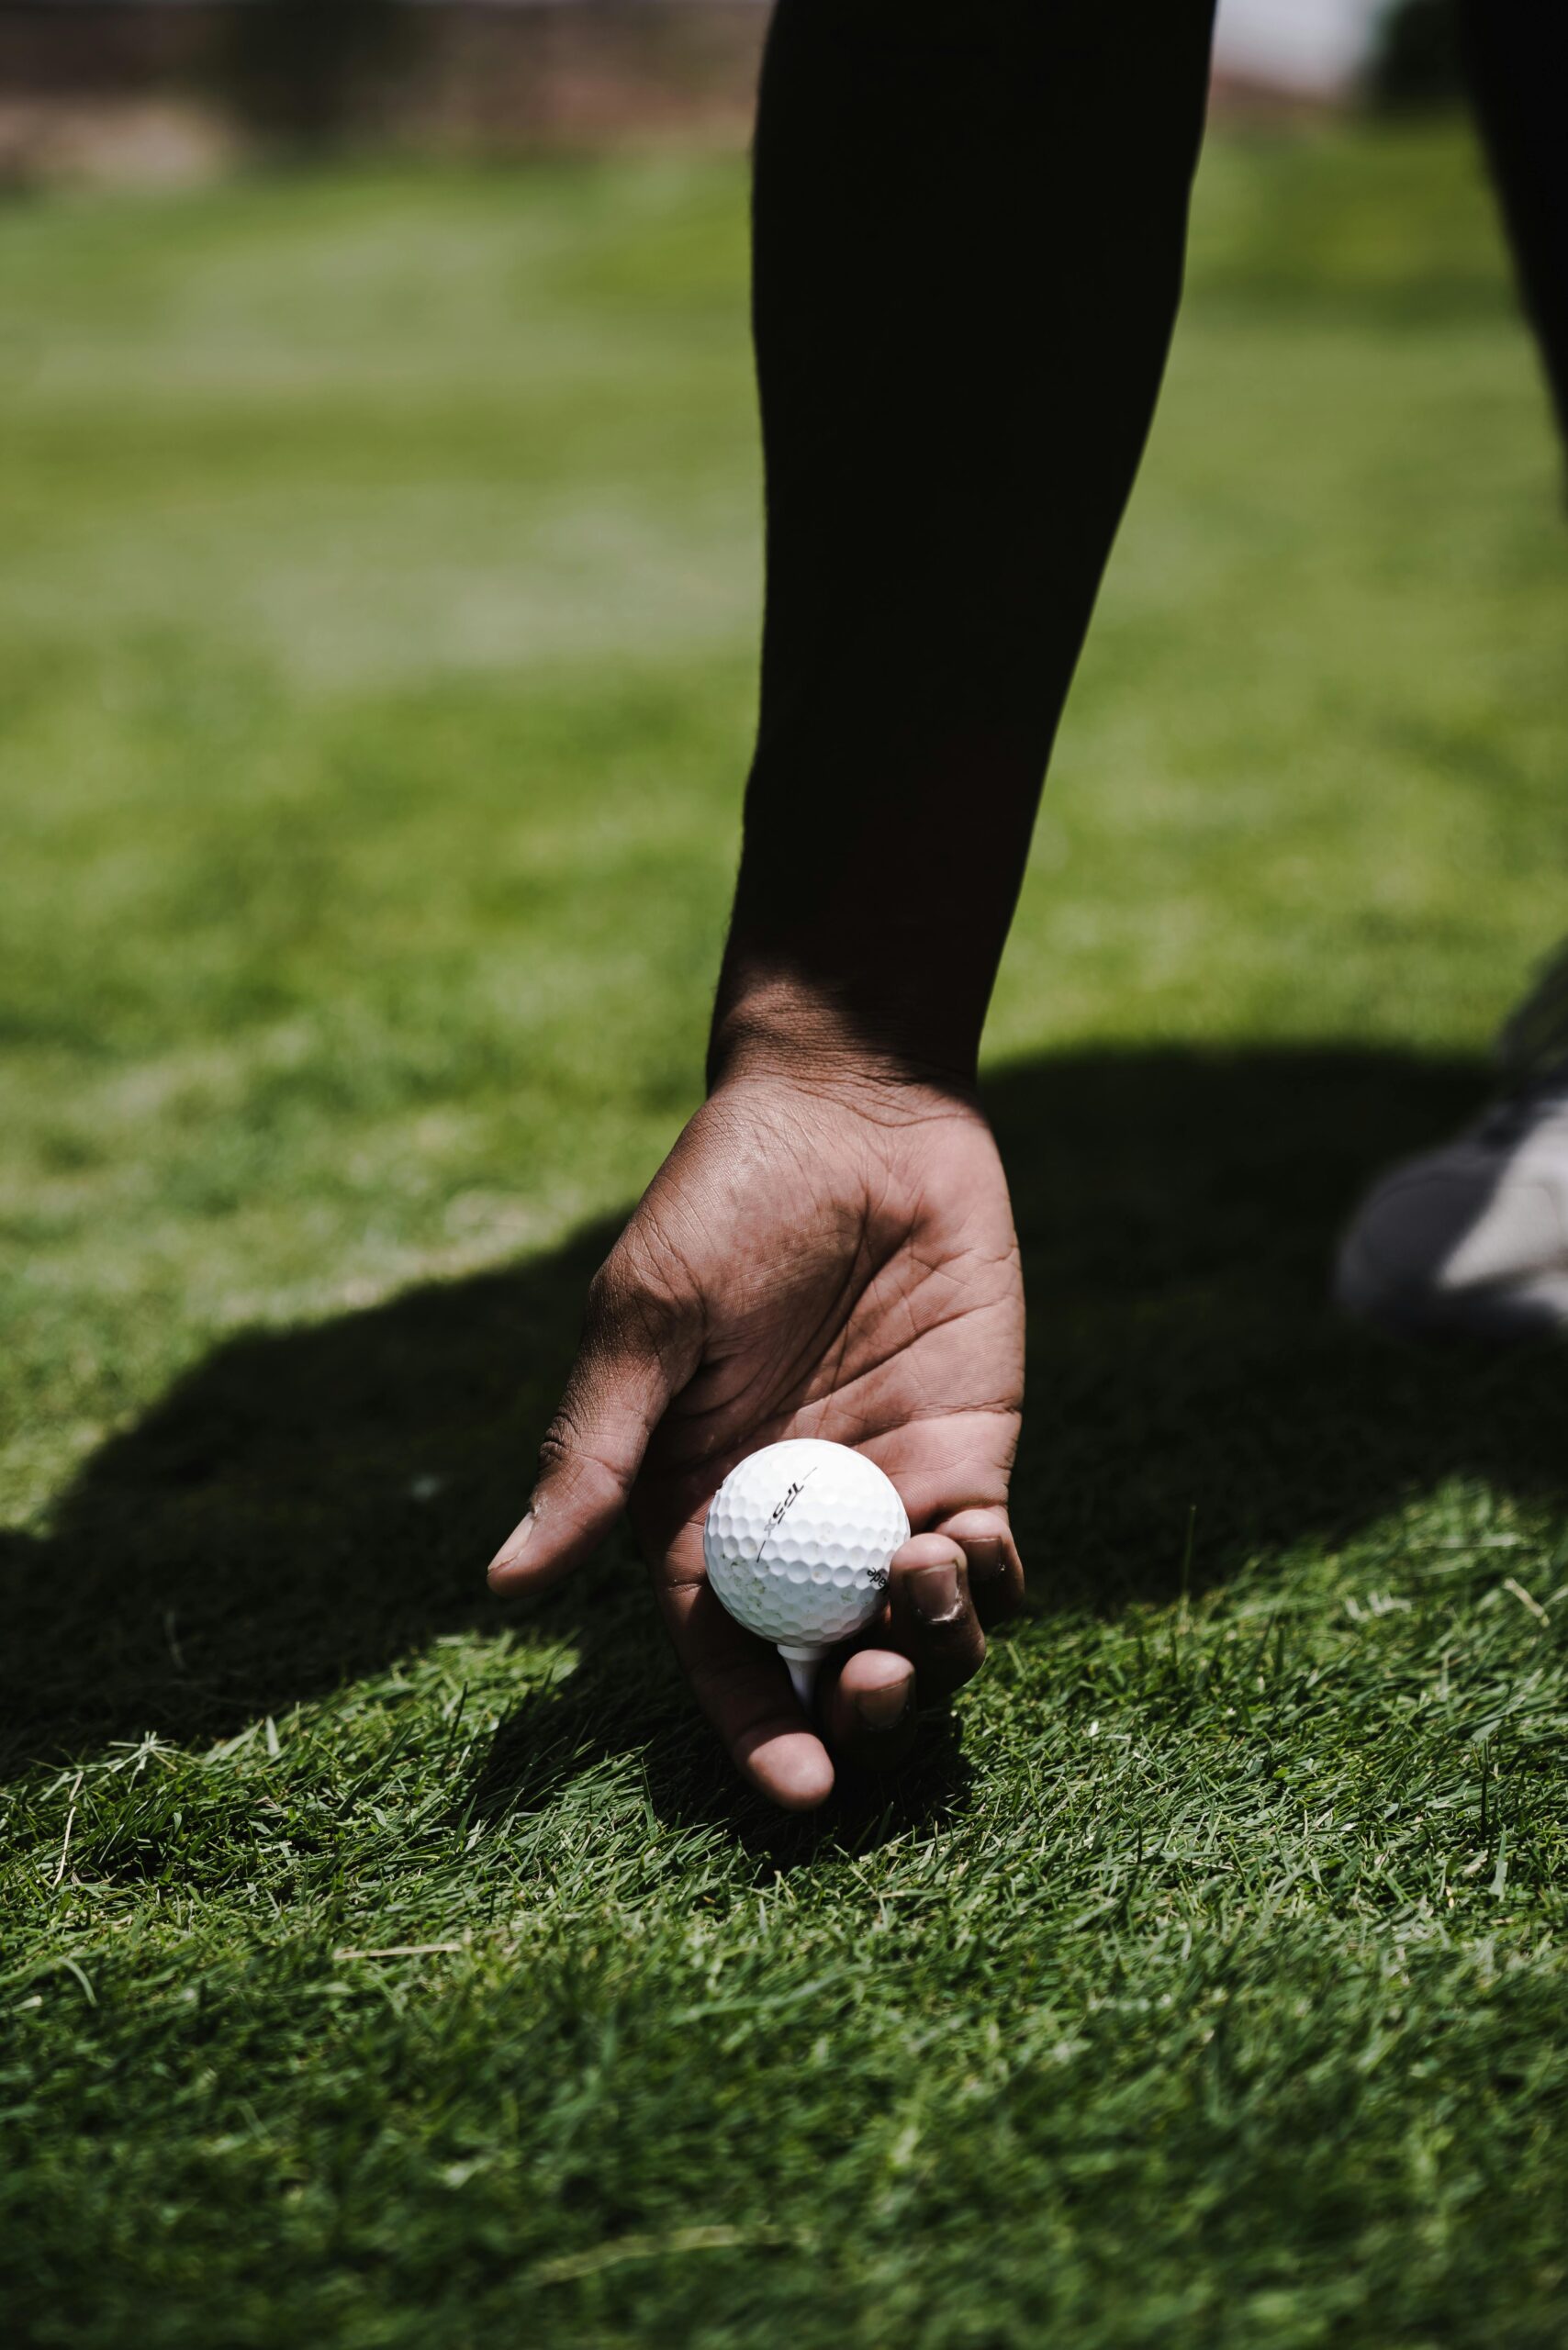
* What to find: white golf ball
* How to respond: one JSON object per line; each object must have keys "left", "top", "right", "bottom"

{"left": 702, "top": 1438, "right": 910, "bottom": 1662}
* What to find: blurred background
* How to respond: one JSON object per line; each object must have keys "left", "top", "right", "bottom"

{"left": 0, "top": 1, "right": 1466, "bottom": 186}
{"left": 4, "top": 0, "right": 1562, "bottom": 1519}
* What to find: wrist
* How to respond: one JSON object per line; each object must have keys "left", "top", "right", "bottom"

{"left": 707, "top": 949, "right": 981, "bottom": 1101}
{"left": 714, "top": 713, "right": 1039, "bottom": 1097}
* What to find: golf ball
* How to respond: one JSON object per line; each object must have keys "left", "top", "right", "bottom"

{"left": 702, "top": 1438, "right": 910, "bottom": 1658}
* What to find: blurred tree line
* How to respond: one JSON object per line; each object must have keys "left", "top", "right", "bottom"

{"left": 3, "top": 0, "right": 1470, "bottom": 174}
{"left": 219, "top": 0, "right": 1475, "bottom": 130}
{"left": 219, "top": 0, "right": 1469, "bottom": 140}
{"left": 1369, "top": 0, "right": 1464, "bottom": 110}
{"left": 222, "top": 0, "right": 414, "bottom": 146}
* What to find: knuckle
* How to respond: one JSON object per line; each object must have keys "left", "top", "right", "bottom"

{"left": 536, "top": 1396, "right": 621, "bottom": 1483}
{"left": 586, "top": 1237, "right": 689, "bottom": 1352}
{"left": 583, "top": 1256, "right": 631, "bottom": 1330}
{"left": 535, "top": 1413, "right": 588, "bottom": 1489}
{"left": 536, "top": 1403, "right": 630, "bottom": 1486}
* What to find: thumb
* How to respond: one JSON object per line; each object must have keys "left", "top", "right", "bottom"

{"left": 486, "top": 1252, "right": 700, "bottom": 1594}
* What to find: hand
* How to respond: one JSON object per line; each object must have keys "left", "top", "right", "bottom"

{"left": 486, "top": 1059, "right": 1025, "bottom": 1808}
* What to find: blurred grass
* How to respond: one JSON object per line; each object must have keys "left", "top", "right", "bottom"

{"left": 2, "top": 123, "right": 1567, "bottom": 2349}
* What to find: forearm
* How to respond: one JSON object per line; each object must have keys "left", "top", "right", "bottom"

{"left": 714, "top": 0, "right": 1215, "bottom": 1088}
{"left": 1461, "top": 0, "right": 1568, "bottom": 443}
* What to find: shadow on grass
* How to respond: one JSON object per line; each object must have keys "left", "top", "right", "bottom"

{"left": 4, "top": 1045, "right": 1562, "bottom": 1832}
{"left": 460, "top": 1659, "right": 978, "bottom": 1869}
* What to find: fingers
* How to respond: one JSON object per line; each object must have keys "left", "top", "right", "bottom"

{"left": 822, "top": 1511, "right": 1024, "bottom": 1779}
{"left": 659, "top": 1562, "right": 836, "bottom": 1811}
{"left": 487, "top": 1248, "right": 701, "bottom": 1595}
{"left": 933, "top": 1506, "right": 1025, "bottom": 1629}
{"left": 886, "top": 1532, "right": 987, "bottom": 1696}
{"left": 661, "top": 1509, "right": 1022, "bottom": 1805}
{"left": 819, "top": 1648, "right": 918, "bottom": 1774}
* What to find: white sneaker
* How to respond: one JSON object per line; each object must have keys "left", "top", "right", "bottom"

{"left": 1335, "top": 1071, "right": 1568, "bottom": 1338}
{"left": 1336, "top": 949, "right": 1568, "bottom": 1337}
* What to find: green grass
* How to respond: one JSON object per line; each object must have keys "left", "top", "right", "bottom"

{"left": 3, "top": 122, "right": 1568, "bottom": 2347}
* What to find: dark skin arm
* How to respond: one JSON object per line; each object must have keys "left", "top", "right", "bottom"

{"left": 488, "top": 0, "right": 1216, "bottom": 1805}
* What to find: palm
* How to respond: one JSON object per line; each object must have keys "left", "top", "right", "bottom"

{"left": 492, "top": 1068, "right": 1026, "bottom": 1806}
{"left": 626, "top": 1076, "right": 1024, "bottom": 1603}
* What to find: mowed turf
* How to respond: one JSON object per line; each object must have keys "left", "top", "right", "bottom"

{"left": 3, "top": 123, "right": 1567, "bottom": 2348}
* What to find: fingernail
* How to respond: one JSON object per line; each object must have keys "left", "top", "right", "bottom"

{"left": 487, "top": 1509, "right": 533, "bottom": 1583}
{"left": 855, "top": 1674, "right": 913, "bottom": 1730}
{"left": 909, "top": 1561, "right": 961, "bottom": 1621}
{"left": 965, "top": 1536, "right": 1006, "bottom": 1588}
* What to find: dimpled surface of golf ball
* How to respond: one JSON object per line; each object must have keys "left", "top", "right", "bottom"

{"left": 702, "top": 1438, "right": 910, "bottom": 1650}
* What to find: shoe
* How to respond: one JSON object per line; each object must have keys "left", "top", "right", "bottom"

{"left": 1335, "top": 948, "right": 1568, "bottom": 1340}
